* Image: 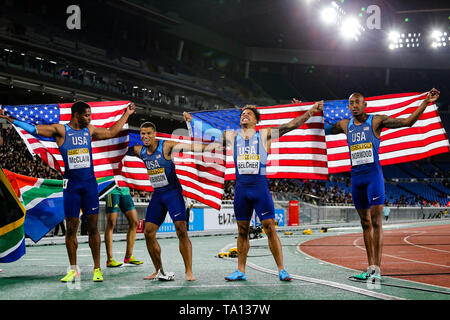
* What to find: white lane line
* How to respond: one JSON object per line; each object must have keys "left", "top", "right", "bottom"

{"left": 118, "top": 283, "right": 313, "bottom": 290}
{"left": 299, "top": 231, "right": 450, "bottom": 292}
{"left": 403, "top": 232, "right": 450, "bottom": 254}
{"left": 353, "top": 237, "right": 450, "bottom": 269}
{"left": 220, "top": 239, "right": 404, "bottom": 300}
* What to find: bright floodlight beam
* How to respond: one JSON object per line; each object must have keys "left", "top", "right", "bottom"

{"left": 431, "top": 30, "right": 442, "bottom": 39}
{"left": 388, "top": 31, "right": 400, "bottom": 42}
{"left": 341, "top": 17, "right": 362, "bottom": 41}
{"left": 320, "top": 6, "right": 338, "bottom": 25}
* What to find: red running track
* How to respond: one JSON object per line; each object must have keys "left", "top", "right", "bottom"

{"left": 299, "top": 224, "right": 450, "bottom": 288}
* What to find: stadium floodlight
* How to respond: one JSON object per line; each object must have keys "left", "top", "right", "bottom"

{"left": 388, "top": 30, "right": 421, "bottom": 50}
{"left": 388, "top": 31, "right": 400, "bottom": 42}
{"left": 430, "top": 29, "right": 448, "bottom": 48}
{"left": 320, "top": 6, "right": 338, "bottom": 24}
{"left": 431, "top": 30, "right": 442, "bottom": 38}
{"left": 341, "top": 17, "right": 364, "bottom": 41}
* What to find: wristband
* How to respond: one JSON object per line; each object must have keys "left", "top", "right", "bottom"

{"left": 13, "top": 119, "right": 37, "bottom": 135}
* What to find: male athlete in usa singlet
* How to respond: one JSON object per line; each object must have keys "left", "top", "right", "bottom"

{"left": 0, "top": 101, "right": 135, "bottom": 282}
{"left": 233, "top": 131, "right": 274, "bottom": 222}
{"left": 140, "top": 139, "right": 186, "bottom": 226}
{"left": 329, "top": 89, "right": 440, "bottom": 281}
{"left": 185, "top": 101, "right": 323, "bottom": 282}
{"left": 60, "top": 124, "right": 99, "bottom": 218}
{"left": 347, "top": 115, "right": 385, "bottom": 210}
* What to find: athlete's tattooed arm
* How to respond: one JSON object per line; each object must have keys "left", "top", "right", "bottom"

{"left": 276, "top": 100, "right": 324, "bottom": 137}
{"left": 379, "top": 88, "right": 439, "bottom": 129}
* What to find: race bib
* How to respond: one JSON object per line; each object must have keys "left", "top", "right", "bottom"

{"left": 350, "top": 143, "right": 374, "bottom": 166}
{"left": 148, "top": 168, "right": 169, "bottom": 188}
{"left": 67, "top": 148, "right": 91, "bottom": 169}
{"left": 237, "top": 154, "right": 260, "bottom": 175}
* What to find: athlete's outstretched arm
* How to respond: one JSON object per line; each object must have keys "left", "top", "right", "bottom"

{"left": 127, "top": 144, "right": 143, "bottom": 157}
{"left": 276, "top": 100, "right": 324, "bottom": 137}
{"left": 181, "top": 111, "right": 224, "bottom": 153}
{"left": 0, "top": 109, "right": 62, "bottom": 138}
{"left": 379, "top": 88, "right": 439, "bottom": 129}
{"left": 329, "top": 120, "right": 346, "bottom": 135}
{"left": 91, "top": 103, "right": 136, "bottom": 140}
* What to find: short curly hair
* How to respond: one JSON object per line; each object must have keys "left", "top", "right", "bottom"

{"left": 140, "top": 121, "right": 156, "bottom": 131}
{"left": 240, "top": 105, "right": 260, "bottom": 123}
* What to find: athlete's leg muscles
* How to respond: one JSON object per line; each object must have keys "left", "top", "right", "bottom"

{"left": 105, "top": 212, "right": 118, "bottom": 261}
{"left": 65, "top": 217, "right": 80, "bottom": 267}
{"left": 124, "top": 209, "right": 139, "bottom": 260}
{"left": 86, "top": 214, "right": 101, "bottom": 270}
{"left": 261, "top": 218, "right": 285, "bottom": 272}
{"left": 143, "top": 221, "right": 162, "bottom": 279}
{"left": 369, "top": 204, "right": 384, "bottom": 267}
{"left": 236, "top": 220, "right": 251, "bottom": 273}
{"left": 357, "top": 208, "right": 375, "bottom": 267}
{"left": 174, "top": 220, "right": 195, "bottom": 281}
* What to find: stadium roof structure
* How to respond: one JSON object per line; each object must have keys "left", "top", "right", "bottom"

{"left": 133, "top": 0, "right": 450, "bottom": 51}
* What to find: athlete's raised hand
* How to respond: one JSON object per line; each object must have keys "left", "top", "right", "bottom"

{"left": 126, "top": 102, "right": 136, "bottom": 115}
{"left": 308, "top": 100, "right": 324, "bottom": 116}
{"left": 183, "top": 112, "right": 193, "bottom": 122}
{"left": 426, "top": 88, "right": 440, "bottom": 103}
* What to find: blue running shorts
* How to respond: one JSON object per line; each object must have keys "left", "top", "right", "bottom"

{"left": 233, "top": 182, "right": 275, "bottom": 221}
{"left": 351, "top": 170, "right": 385, "bottom": 210}
{"left": 145, "top": 187, "right": 186, "bottom": 226}
{"left": 63, "top": 177, "right": 99, "bottom": 218}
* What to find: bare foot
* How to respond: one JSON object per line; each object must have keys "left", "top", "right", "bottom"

{"left": 143, "top": 271, "right": 158, "bottom": 280}
{"left": 185, "top": 272, "right": 196, "bottom": 281}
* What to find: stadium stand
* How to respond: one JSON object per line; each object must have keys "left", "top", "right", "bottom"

{"left": 0, "top": 0, "right": 448, "bottom": 208}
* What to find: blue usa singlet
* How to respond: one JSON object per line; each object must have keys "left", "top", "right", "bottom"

{"left": 59, "top": 124, "right": 98, "bottom": 218}
{"left": 233, "top": 131, "right": 268, "bottom": 184}
{"left": 347, "top": 115, "right": 385, "bottom": 209}
{"left": 233, "top": 131, "right": 274, "bottom": 221}
{"left": 60, "top": 124, "right": 95, "bottom": 180}
{"left": 141, "top": 140, "right": 186, "bottom": 226}
{"left": 347, "top": 115, "right": 381, "bottom": 175}
{"left": 140, "top": 140, "right": 181, "bottom": 191}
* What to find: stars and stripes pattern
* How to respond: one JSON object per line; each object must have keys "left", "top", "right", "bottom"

{"left": 188, "top": 103, "right": 329, "bottom": 180}
{"left": 117, "top": 132, "right": 225, "bottom": 210}
{"left": 3, "top": 101, "right": 130, "bottom": 178}
{"left": 325, "top": 92, "right": 450, "bottom": 173}
{"left": 2, "top": 102, "right": 225, "bottom": 210}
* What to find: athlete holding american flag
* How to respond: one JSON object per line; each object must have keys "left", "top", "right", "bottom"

{"left": 1, "top": 101, "right": 136, "bottom": 283}
{"left": 185, "top": 100, "right": 323, "bottom": 282}
{"left": 327, "top": 88, "right": 440, "bottom": 282}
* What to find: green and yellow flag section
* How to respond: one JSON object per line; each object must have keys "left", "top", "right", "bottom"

{"left": 0, "top": 166, "right": 26, "bottom": 263}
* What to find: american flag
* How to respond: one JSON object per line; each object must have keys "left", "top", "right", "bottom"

{"left": 188, "top": 103, "right": 329, "bottom": 180}
{"left": 325, "top": 92, "right": 450, "bottom": 173}
{"left": 2, "top": 101, "right": 130, "bottom": 178}
{"left": 2, "top": 102, "right": 225, "bottom": 210}
{"left": 117, "top": 132, "right": 225, "bottom": 210}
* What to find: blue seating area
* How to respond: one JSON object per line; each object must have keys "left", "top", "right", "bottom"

{"left": 397, "top": 163, "right": 428, "bottom": 179}
{"left": 430, "top": 183, "right": 450, "bottom": 196}
{"left": 324, "top": 159, "right": 449, "bottom": 207}
{"left": 384, "top": 183, "right": 416, "bottom": 205}
{"left": 398, "top": 182, "right": 448, "bottom": 206}
{"left": 382, "top": 164, "right": 414, "bottom": 179}
{"left": 325, "top": 181, "right": 352, "bottom": 194}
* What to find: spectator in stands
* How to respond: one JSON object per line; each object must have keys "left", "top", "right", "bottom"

{"left": 383, "top": 206, "right": 390, "bottom": 221}
{"left": 0, "top": 128, "right": 62, "bottom": 180}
